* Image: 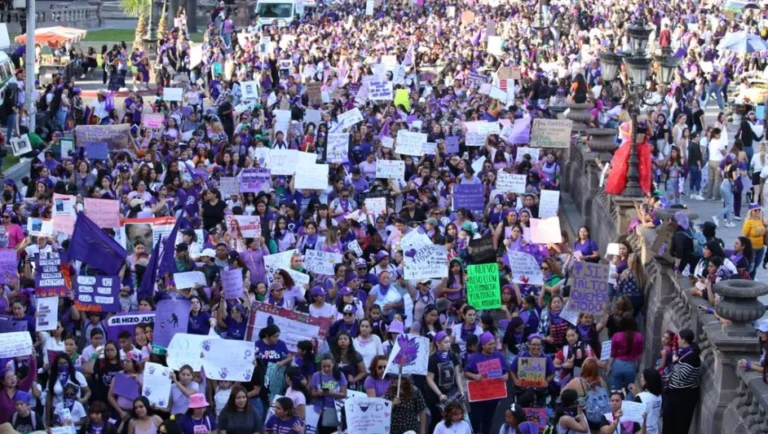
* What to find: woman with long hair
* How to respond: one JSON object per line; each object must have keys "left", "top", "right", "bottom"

{"left": 363, "top": 355, "right": 392, "bottom": 398}
{"left": 433, "top": 402, "right": 472, "bottom": 434}
{"left": 353, "top": 318, "right": 383, "bottom": 372}
{"left": 0, "top": 353, "right": 36, "bottom": 425}
{"left": 127, "top": 396, "right": 162, "bottom": 434}
{"left": 330, "top": 331, "right": 366, "bottom": 390}
{"left": 742, "top": 204, "right": 767, "bottom": 278}
{"left": 738, "top": 319, "right": 768, "bottom": 383}
{"left": 384, "top": 375, "right": 427, "bottom": 434}
{"left": 88, "top": 341, "right": 121, "bottom": 405}
{"left": 450, "top": 304, "right": 482, "bottom": 358}
{"left": 264, "top": 397, "right": 304, "bottom": 434}
{"left": 216, "top": 384, "right": 262, "bottom": 434}
{"left": 607, "top": 312, "right": 644, "bottom": 394}
{"left": 81, "top": 401, "right": 119, "bottom": 434}
{"left": 47, "top": 353, "right": 90, "bottom": 425}
{"left": 310, "top": 353, "right": 347, "bottom": 434}
{"left": 730, "top": 236, "right": 754, "bottom": 279}
{"left": 283, "top": 367, "right": 310, "bottom": 420}
{"left": 616, "top": 253, "right": 647, "bottom": 315}
{"left": 629, "top": 369, "right": 663, "bottom": 434}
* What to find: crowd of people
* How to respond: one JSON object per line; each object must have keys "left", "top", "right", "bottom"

{"left": 1, "top": 0, "right": 768, "bottom": 433}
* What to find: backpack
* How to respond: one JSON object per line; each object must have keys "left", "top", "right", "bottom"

{"left": 684, "top": 228, "right": 706, "bottom": 258}
{"left": 580, "top": 379, "right": 611, "bottom": 424}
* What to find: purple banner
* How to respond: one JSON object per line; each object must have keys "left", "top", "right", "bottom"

{"left": 453, "top": 184, "right": 485, "bottom": 211}
{"left": 106, "top": 311, "right": 156, "bottom": 342}
{"left": 74, "top": 275, "right": 121, "bottom": 313}
{"left": 239, "top": 168, "right": 271, "bottom": 193}
{"left": 153, "top": 298, "right": 190, "bottom": 348}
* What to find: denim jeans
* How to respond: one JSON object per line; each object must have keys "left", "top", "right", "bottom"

{"left": 707, "top": 83, "right": 724, "bottom": 109}
{"left": 716, "top": 180, "right": 734, "bottom": 221}
{"left": 666, "top": 178, "right": 680, "bottom": 205}
{"left": 689, "top": 165, "right": 702, "bottom": 194}
{"left": 611, "top": 359, "right": 638, "bottom": 396}
{"left": 5, "top": 112, "right": 16, "bottom": 140}
{"left": 751, "top": 246, "right": 766, "bottom": 279}
{"left": 745, "top": 146, "right": 755, "bottom": 165}
{"left": 250, "top": 397, "right": 265, "bottom": 424}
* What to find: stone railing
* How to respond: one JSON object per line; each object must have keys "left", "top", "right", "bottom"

{"left": 0, "top": 4, "right": 101, "bottom": 35}
{"left": 562, "top": 134, "right": 768, "bottom": 434}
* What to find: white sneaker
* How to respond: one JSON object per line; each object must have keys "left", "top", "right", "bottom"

{"left": 734, "top": 216, "right": 743, "bottom": 221}
{"left": 696, "top": 194, "right": 705, "bottom": 200}
{"left": 712, "top": 216, "right": 720, "bottom": 227}
{"left": 725, "top": 222, "right": 737, "bottom": 228}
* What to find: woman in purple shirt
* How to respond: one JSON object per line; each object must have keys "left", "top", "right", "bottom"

{"left": 363, "top": 355, "right": 391, "bottom": 397}
{"left": 573, "top": 226, "right": 600, "bottom": 263}
{"left": 464, "top": 332, "right": 509, "bottom": 434}
{"left": 239, "top": 238, "right": 269, "bottom": 286}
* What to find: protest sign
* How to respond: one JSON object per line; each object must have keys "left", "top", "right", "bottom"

{"left": 530, "top": 217, "right": 562, "bottom": 244}
{"left": 539, "top": 190, "right": 560, "bottom": 218}
{"left": 621, "top": 401, "right": 648, "bottom": 424}
{"left": 306, "top": 82, "right": 323, "bottom": 106}
{"left": 53, "top": 193, "right": 76, "bottom": 218}
{"left": 36, "top": 296, "right": 58, "bottom": 331}
{"left": 453, "top": 183, "right": 485, "bottom": 211}
{"left": 335, "top": 108, "right": 364, "bottom": 131}
{"left": 9, "top": 135, "right": 32, "bottom": 156}
{"left": 380, "top": 136, "right": 394, "bottom": 148}
{"left": 467, "top": 378, "right": 507, "bottom": 402}
{"left": 221, "top": 268, "right": 245, "bottom": 300}
{"left": 326, "top": 133, "right": 350, "bottom": 163}
{"left": 246, "top": 302, "right": 331, "bottom": 351}
{"left": 219, "top": 177, "right": 240, "bottom": 197}
{"left": 523, "top": 408, "right": 548, "bottom": 429}
{"left": 501, "top": 119, "right": 531, "bottom": 145}
{"left": 0, "top": 332, "right": 33, "bottom": 358}
{"left": 345, "top": 397, "right": 391, "bottom": 434}
{"left": 517, "top": 357, "right": 547, "bottom": 388}
{"left": 163, "top": 88, "right": 183, "bottom": 101}
{"left": 404, "top": 245, "right": 448, "bottom": 280}
{"left": 465, "top": 131, "right": 487, "bottom": 147}
{"left": 172, "top": 271, "right": 207, "bottom": 289}
{"left": 364, "top": 197, "right": 387, "bottom": 217}
{"left": 54, "top": 214, "right": 75, "bottom": 236}
{"left": 263, "top": 250, "right": 295, "bottom": 285}
{"left": 166, "top": 333, "right": 218, "bottom": 371}
{"left": 27, "top": 218, "right": 53, "bottom": 237}
{"left": 467, "top": 263, "right": 501, "bottom": 310}
{"left": 369, "top": 81, "right": 393, "bottom": 101}
{"left": 346, "top": 239, "right": 364, "bottom": 257}
{"left": 304, "top": 250, "right": 344, "bottom": 276}
{"left": 461, "top": 10, "right": 475, "bottom": 23}
{"left": 142, "top": 114, "right": 165, "bottom": 129}
{"left": 201, "top": 339, "right": 255, "bottom": 381}
{"left": 396, "top": 130, "right": 428, "bottom": 156}
{"left": 60, "top": 138, "right": 74, "bottom": 159}
{"left": 35, "top": 252, "right": 70, "bottom": 297}
{"left": 375, "top": 160, "right": 404, "bottom": 180}
{"left": 445, "top": 136, "right": 460, "bottom": 153}
{"left": 106, "top": 311, "right": 156, "bottom": 342}
{"left": 269, "top": 149, "right": 299, "bottom": 175}
{"left": 241, "top": 81, "right": 259, "bottom": 101}
{"left": 75, "top": 124, "right": 132, "bottom": 150}
{"left": 487, "top": 36, "right": 504, "bottom": 55}
{"left": 468, "top": 237, "right": 495, "bottom": 264}
{"left": 498, "top": 65, "right": 521, "bottom": 80}
{"left": 295, "top": 163, "right": 329, "bottom": 190}
{"left": 74, "top": 275, "right": 121, "bottom": 312}
{"left": 600, "top": 341, "right": 612, "bottom": 361}
{"left": 515, "top": 146, "right": 540, "bottom": 163}
{"left": 569, "top": 262, "right": 610, "bottom": 314}
{"left": 142, "top": 362, "right": 172, "bottom": 407}
{"left": 384, "top": 333, "right": 430, "bottom": 375}
{"left": 530, "top": 119, "right": 573, "bottom": 148}
{"left": 274, "top": 110, "right": 292, "bottom": 137}
{"left": 0, "top": 249, "right": 16, "bottom": 284}
{"left": 239, "top": 168, "right": 272, "bottom": 193}
{"left": 84, "top": 198, "right": 120, "bottom": 229}
{"left": 496, "top": 172, "right": 526, "bottom": 194}
{"left": 225, "top": 214, "right": 261, "bottom": 238}
{"left": 507, "top": 251, "right": 544, "bottom": 285}
{"left": 489, "top": 86, "right": 507, "bottom": 101}
{"left": 560, "top": 301, "right": 580, "bottom": 326}
{"left": 607, "top": 243, "right": 621, "bottom": 256}
{"left": 112, "top": 372, "right": 140, "bottom": 400}
{"left": 85, "top": 142, "right": 109, "bottom": 160}
{"left": 154, "top": 299, "right": 191, "bottom": 348}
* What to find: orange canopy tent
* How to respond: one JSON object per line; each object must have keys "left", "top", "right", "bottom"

{"left": 14, "top": 26, "right": 88, "bottom": 48}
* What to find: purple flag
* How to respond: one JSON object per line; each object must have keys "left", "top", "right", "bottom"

{"left": 68, "top": 213, "right": 127, "bottom": 275}
{"left": 157, "top": 217, "right": 183, "bottom": 278}
{"left": 509, "top": 118, "right": 531, "bottom": 144}
{"left": 137, "top": 237, "right": 161, "bottom": 301}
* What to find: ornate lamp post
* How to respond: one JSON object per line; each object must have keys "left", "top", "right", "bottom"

{"left": 599, "top": 16, "right": 680, "bottom": 197}
{"left": 531, "top": 0, "right": 549, "bottom": 33}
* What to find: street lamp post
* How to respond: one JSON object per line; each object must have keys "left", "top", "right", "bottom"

{"left": 599, "top": 16, "right": 680, "bottom": 198}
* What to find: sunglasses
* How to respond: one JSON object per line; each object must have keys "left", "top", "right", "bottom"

{"left": 376, "top": 365, "right": 386, "bottom": 370}
{"left": 343, "top": 312, "right": 354, "bottom": 317}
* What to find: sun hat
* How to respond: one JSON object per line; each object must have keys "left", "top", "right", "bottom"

{"left": 188, "top": 393, "right": 209, "bottom": 409}
{"left": 756, "top": 319, "right": 768, "bottom": 333}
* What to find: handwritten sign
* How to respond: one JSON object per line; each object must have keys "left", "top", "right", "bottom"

{"left": 369, "top": 80, "right": 393, "bottom": 101}
{"left": 74, "top": 275, "right": 120, "bottom": 312}
{"left": 0, "top": 331, "right": 33, "bottom": 358}
{"left": 166, "top": 333, "right": 218, "bottom": 371}
{"left": 538, "top": 190, "right": 560, "bottom": 218}
{"left": 467, "top": 263, "right": 501, "bottom": 310}
{"left": 295, "top": 163, "right": 329, "bottom": 190}
{"left": 404, "top": 244, "right": 448, "bottom": 280}
{"left": 246, "top": 302, "right": 331, "bottom": 351}
{"left": 517, "top": 357, "right": 547, "bottom": 388}
{"left": 600, "top": 341, "right": 612, "bottom": 361}
{"left": 221, "top": 268, "right": 245, "bottom": 300}
{"left": 467, "top": 378, "right": 507, "bottom": 402}
{"left": 370, "top": 160, "right": 402, "bottom": 181}
{"left": 84, "top": 198, "right": 121, "bottom": 228}
{"left": 327, "top": 133, "right": 350, "bottom": 164}
{"left": 569, "top": 262, "right": 610, "bottom": 313}
{"left": 239, "top": 168, "right": 271, "bottom": 193}
{"left": 453, "top": 184, "right": 485, "bottom": 211}
{"left": 396, "top": 130, "right": 428, "bottom": 156}
{"left": 384, "top": 333, "right": 430, "bottom": 375}
{"left": 345, "top": 396, "right": 391, "bottom": 434}
{"left": 621, "top": 401, "right": 647, "bottom": 424}
{"left": 335, "top": 108, "right": 364, "bottom": 132}
{"left": 515, "top": 146, "right": 540, "bottom": 163}
{"left": 507, "top": 251, "right": 543, "bottom": 285}
{"left": 304, "top": 250, "right": 344, "bottom": 275}
{"left": 497, "top": 172, "right": 526, "bottom": 194}
{"left": 530, "top": 119, "right": 573, "bottom": 148}
{"left": 142, "top": 114, "right": 165, "bottom": 129}
{"left": 220, "top": 177, "right": 240, "bottom": 197}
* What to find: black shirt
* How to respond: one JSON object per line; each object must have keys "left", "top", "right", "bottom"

{"left": 202, "top": 199, "right": 227, "bottom": 231}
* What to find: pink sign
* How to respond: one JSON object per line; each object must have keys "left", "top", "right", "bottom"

{"left": 84, "top": 198, "right": 121, "bottom": 229}
{"left": 477, "top": 358, "right": 502, "bottom": 379}
{"left": 142, "top": 114, "right": 165, "bottom": 129}
{"left": 54, "top": 215, "right": 75, "bottom": 236}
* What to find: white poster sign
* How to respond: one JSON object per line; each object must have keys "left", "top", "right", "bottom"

{"left": 173, "top": 271, "right": 207, "bottom": 290}
{"left": 225, "top": 214, "right": 262, "bottom": 238}
{"left": 327, "top": 133, "right": 350, "bottom": 164}
{"left": 404, "top": 244, "right": 448, "bottom": 280}
{"left": 396, "top": 130, "right": 428, "bottom": 156}
{"left": 507, "top": 251, "right": 544, "bottom": 285}
{"left": 334, "top": 108, "right": 364, "bottom": 132}
{"left": 163, "top": 88, "right": 183, "bottom": 102}
{"left": 142, "top": 362, "right": 173, "bottom": 407}
{"left": 304, "top": 250, "right": 344, "bottom": 275}
{"left": 201, "top": 339, "right": 254, "bottom": 381}
{"left": 36, "top": 296, "right": 59, "bottom": 332}
{"left": 295, "top": 163, "right": 329, "bottom": 190}
{"left": 497, "top": 172, "right": 527, "bottom": 194}
{"left": 263, "top": 250, "right": 296, "bottom": 285}
{"left": 345, "top": 397, "right": 392, "bottom": 434}
{"left": 364, "top": 197, "right": 387, "bottom": 217}
{"left": 538, "top": 190, "right": 560, "bottom": 218}
{"left": 375, "top": 160, "right": 404, "bottom": 179}
{"left": 0, "top": 331, "right": 33, "bottom": 358}
{"left": 384, "top": 333, "right": 430, "bottom": 375}
{"left": 166, "top": 333, "right": 217, "bottom": 371}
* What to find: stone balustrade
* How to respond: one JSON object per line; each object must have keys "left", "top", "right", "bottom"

{"left": 0, "top": 5, "right": 101, "bottom": 35}
{"left": 562, "top": 137, "right": 768, "bottom": 434}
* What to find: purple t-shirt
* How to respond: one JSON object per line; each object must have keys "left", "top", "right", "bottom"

{"left": 187, "top": 312, "right": 211, "bottom": 335}
{"left": 255, "top": 339, "right": 290, "bottom": 364}
{"left": 310, "top": 372, "right": 347, "bottom": 410}
{"left": 264, "top": 416, "right": 304, "bottom": 434}
{"left": 465, "top": 352, "right": 509, "bottom": 379}
{"left": 179, "top": 414, "right": 216, "bottom": 434}
{"left": 363, "top": 376, "right": 392, "bottom": 397}
{"left": 573, "top": 239, "right": 599, "bottom": 257}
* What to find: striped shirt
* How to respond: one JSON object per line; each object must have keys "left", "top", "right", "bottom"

{"left": 668, "top": 351, "right": 701, "bottom": 390}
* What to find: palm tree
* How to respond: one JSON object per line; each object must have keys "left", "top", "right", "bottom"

{"left": 119, "top": 0, "right": 151, "bottom": 47}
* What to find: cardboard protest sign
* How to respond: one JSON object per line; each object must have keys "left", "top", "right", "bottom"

{"left": 569, "top": 262, "right": 610, "bottom": 314}
{"left": 35, "top": 251, "right": 70, "bottom": 297}
{"left": 467, "top": 378, "right": 507, "bottom": 402}
{"left": 539, "top": 190, "right": 560, "bottom": 218}
{"left": 106, "top": 311, "right": 156, "bottom": 342}
{"left": 396, "top": 130, "right": 428, "bottom": 156}
{"left": 345, "top": 397, "right": 392, "bottom": 434}
{"left": 142, "top": 362, "right": 172, "bottom": 407}
{"left": 84, "top": 198, "right": 121, "bottom": 228}
{"left": 202, "top": 339, "right": 255, "bottom": 381}
{"left": 74, "top": 275, "right": 120, "bottom": 312}
{"left": 467, "top": 263, "right": 501, "bottom": 310}
{"left": 166, "top": 333, "right": 217, "bottom": 371}
{"left": 153, "top": 298, "right": 191, "bottom": 348}
{"left": 404, "top": 244, "right": 448, "bottom": 280}
{"left": 221, "top": 268, "right": 245, "bottom": 299}
{"left": 326, "top": 133, "right": 350, "bottom": 163}
{"left": 517, "top": 357, "right": 547, "bottom": 388}
{"left": 453, "top": 184, "right": 485, "bottom": 211}
{"left": 375, "top": 160, "right": 404, "bottom": 180}
{"left": 303, "top": 250, "right": 343, "bottom": 275}
{"left": 530, "top": 119, "right": 573, "bottom": 148}
{"left": 0, "top": 332, "right": 33, "bottom": 358}
{"left": 36, "top": 296, "right": 58, "bottom": 331}
{"left": 384, "top": 333, "right": 430, "bottom": 375}
{"left": 239, "top": 168, "right": 271, "bottom": 193}
{"left": 306, "top": 82, "right": 323, "bottom": 106}
{"left": 496, "top": 172, "right": 526, "bottom": 194}
{"left": 507, "top": 251, "right": 544, "bottom": 285}
{"left": 246, "top": 302, "right": 331, "bottom": 351}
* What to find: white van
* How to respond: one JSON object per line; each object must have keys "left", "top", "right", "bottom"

{"left": 0, "top": 51, "right": 16, "bottom": 102}
{"left": 255, "top": 0, "right": 297, "bottom": 28}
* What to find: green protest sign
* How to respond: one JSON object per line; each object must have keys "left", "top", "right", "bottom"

{"left": 467, "top": 263, "right": 501, "bottom": 310}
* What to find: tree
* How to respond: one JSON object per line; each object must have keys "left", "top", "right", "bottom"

{"left": 157, "top": 0, "right": 168, "bottom": 41}
{"left": 119, "top": 0, "right": 150, "bottom": 46}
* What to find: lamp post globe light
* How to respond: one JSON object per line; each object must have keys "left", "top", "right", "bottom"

{"left": 598, "top": 16, "right": 681, "bottom": 198}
